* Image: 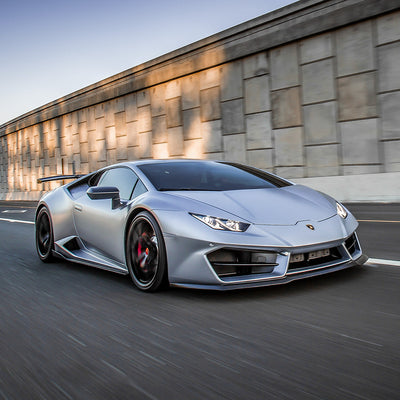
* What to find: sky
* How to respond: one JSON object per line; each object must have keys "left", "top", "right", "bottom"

{"left": 0, "top": 0, "right": 294, "bottom": 125}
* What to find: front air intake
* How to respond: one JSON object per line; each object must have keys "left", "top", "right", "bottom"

{"left": 207, "top": 249, "right": 278, "bottom": 278}
{"left": 345, "top": 233, "right": 360, "bottom": 256}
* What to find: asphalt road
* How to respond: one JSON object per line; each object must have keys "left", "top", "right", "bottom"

{"left": 0, "top": 201, "right": 399, "bottom": 400}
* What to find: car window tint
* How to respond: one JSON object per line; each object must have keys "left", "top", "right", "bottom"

{"left": 138, "top": 162, "right": 291, "bottom": 191}
{"left": 132, "top": 179, "right": 147, "bottom": 199}
{"left": 97, "top": 167, "right": 138, "bottom": 200}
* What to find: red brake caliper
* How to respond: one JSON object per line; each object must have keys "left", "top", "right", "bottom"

{"left": 137, "top": 235, "right": 149, "bottom": 271}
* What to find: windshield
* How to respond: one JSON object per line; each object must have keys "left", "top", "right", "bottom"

{"left": 137, "top": 162, "right": 291, "bottom": 191}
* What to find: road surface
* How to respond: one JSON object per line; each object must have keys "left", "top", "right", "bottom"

{"left": 0, "top": 201, "right": 399, "bottom": 399}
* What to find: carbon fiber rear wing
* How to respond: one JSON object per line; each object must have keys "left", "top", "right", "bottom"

{"left": 37, "top": 174, "right": 85, "bottom": 184}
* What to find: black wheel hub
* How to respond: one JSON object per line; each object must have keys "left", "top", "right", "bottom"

{"left": 130, "top": 219, "right": 159, "bottom": 285}
{"left": 37, "top": 213, "right": 51, "bottom": 256}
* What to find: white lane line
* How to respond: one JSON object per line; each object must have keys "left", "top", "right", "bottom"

{"left": 0, "top": 217, "right": 34, "bottom": 225}
{"left": 358, "top": 219, "right": 400, "bottom": 223}
{"left": 0, "top": 205, "right": 36, "bottom": 209}
{"left": 2, "top": 209, "right": 27, "bottom": 213}
{"left": 367, "top": 258, "right": 400, "bottom": 267}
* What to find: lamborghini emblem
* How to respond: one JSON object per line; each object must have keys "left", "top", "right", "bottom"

{"left": 306, "top": 224, "right": 315, "bottom": 230}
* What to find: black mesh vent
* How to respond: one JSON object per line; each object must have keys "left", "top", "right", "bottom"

{"left": 207, "top": 249, "right": 278, "bottom": 278}
{"left": 345, "top": 234, "right": 358, "bottom": 255}
{"left": 288, "top": 246, "right": 344, "bottom": 272}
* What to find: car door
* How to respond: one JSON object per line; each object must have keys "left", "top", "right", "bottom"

{"left": 73, "top": 166, "right": 141, "bottom": 264}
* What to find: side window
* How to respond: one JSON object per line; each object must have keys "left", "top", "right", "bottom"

{"left": 131, "top": 179, "right": 147, "bottom": 199}
{"left": 97, "top": 167, "right": 138, "bottom": 200}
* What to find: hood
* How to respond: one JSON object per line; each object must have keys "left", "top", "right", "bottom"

{"left": 169, "top": 185, "right": 336, "bottom": 225}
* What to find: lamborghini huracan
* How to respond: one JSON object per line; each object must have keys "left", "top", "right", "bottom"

{"left": 35, "top": 160, "right": 367, "bottom": 291}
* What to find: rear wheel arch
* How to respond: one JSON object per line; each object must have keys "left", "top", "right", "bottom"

{"left": 35, "top": 205, "right": 56, "bottom": 262}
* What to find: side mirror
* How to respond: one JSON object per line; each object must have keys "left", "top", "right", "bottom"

{"left": 87, "top": 186, "right": 121, "bottom": 209}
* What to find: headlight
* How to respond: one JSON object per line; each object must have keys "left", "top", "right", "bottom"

{"left": 190, "top": 213, "right": 250, "bottom": 232}
{"left": 336, "top": 202, "right": 347, "bottom": 219}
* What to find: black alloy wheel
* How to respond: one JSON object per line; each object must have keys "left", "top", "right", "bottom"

{"left": 35, "top": 207, "right": 55, "bottom": 262}
{"left": 126, "top": 211, "right": 168, "bottom": 292}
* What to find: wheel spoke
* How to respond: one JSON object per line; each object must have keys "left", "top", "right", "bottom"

{"left": 130, "top": 218, "right": 159, "bottom": 285}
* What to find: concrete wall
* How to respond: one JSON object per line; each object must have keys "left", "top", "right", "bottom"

{"left": 1, "top": 0, "right": 400, "bottom": 201}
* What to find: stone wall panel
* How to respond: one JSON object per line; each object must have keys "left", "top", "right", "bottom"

{"left": 137, "top": 106, "right": 152, "bottom": 133}
{"left": 270, "top": 44, "right": 299, "bottom": 90}
{"left": 300, "top": 33, "right": 333, "bottom": 64}
{"left": 338, "top": 72, "right": 377, "bottom": 121}
{"left": 336, "top": 20, "right": 375, "bottom": 76}
{"left": 115, "top": 112, "right": 126, "bottom": 136}
{"left": 223, "top": 134, "right": 246, "bottom": 164}
{"left": 306, "top": 144, "right": 339, "bottom": 177}
{"left": 200, "top": 67, "right": 221, "bottom": 90}
{"left": 166, "top": 97, "right": 182, "bottom": 128}
{"left": 247, "top": 149, "right": 273, "bottom": 170}
{"left": 302, "top": 59, "right": 335, "bottom": 104}
{"left": 165, "top": 80, "right": 181, "bottom": 99}
{"left": 377, "top": 10, "right": 400, "bottom": 45}
{"left": 182, "top": 74, "right": 200, "bottom": 110}
{"left": 202, "top": 120, "right": 222, "bottom": 153}
{"left": 184, "top": 138, "right": 203, "bottom": 159}
{"left": 138, "top": 131, "right": 152, "bottom": 158}
{"left": 274, "top": 127, "right": 304, "bottom": 166}
{"left": 380, "top": 92, "right": 400, "bottom": 139}
{"left": 243, "top": 53, "right": 268, "bottom": 79}
{"left": 246, "top": 112, "right": 272, "bottom": 149}
{"left": 124, "top": 93, "right": 137, "bottom": 122}
{"left": 200, "top": 87, "right": 221, "bottom": 121}
{"left": 221, "top": 61, "right": 243, "bottom": 101}
{"left": 137, "top": 90, "right": 150, "bottom": 107}
{"left": 183, "top": 108, "right": 201, "bottom": 140}
{"left": 303, "top": 102, "right": 337, "bottom": 145}
{"left": 383, "top": 140, "right": 400, "bottom": 172}
{"left": 152, "top": 115, "right": 167, "bottom": 144}
{"left": 378, "top": 42, "right": 400, "bottom": 92}
{"left": 79, "top": 122, "right": 88, "bottom": 144}
{"left": 126, "top": 121, "right": 138, "bottom": 147}
{"left": 151, "top": 84, "right": 166, "bottom": 116}
{"left": 168, "top": 127, "right": 184, "bottom": 156}
{"left": 221, "top": 99, "right": 245, "bottom": 134}
{"left": 271, "top": 87, "right": 302, "bottom": 129}
{"left": 340, "top": 119, "right": 380, "bottom": 165}
{"left": 244, "top": 75, "right": 270, "bottom": 114}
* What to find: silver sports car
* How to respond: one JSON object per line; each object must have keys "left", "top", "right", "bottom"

{"left": 35, "top": 159, "right": 367, "bottom": 291}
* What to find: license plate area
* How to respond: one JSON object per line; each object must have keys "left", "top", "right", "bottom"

{"left": 308, "top": 248, "right": 330, "bottom": 260}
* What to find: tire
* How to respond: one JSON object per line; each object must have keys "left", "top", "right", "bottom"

{"left": 35, "top": 206, "right": 56, "bottom": 262}
{"left": 126, "top": 211, "right": 168, "bottom": 292}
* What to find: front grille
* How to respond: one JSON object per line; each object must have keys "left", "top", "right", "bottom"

{"left": 288, "top": 246, "right": 344, "bottom": 272}
{"left": 207, "top": 249, "right": 278, "bottom": 278}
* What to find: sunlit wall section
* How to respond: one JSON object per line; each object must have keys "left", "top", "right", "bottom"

{"left": 0, "top": 0, "right": 399, "bottom": 200}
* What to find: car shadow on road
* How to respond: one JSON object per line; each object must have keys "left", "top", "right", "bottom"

{"left": 167, "top": 265, "right": 370, "bottom": 303}
{"left": 39, "top": 256, "right": 370, "bottom": 304}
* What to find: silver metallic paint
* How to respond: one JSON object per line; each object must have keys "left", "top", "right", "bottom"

{"left": 36, "top": 160, "right": 366, "bottom": 290}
